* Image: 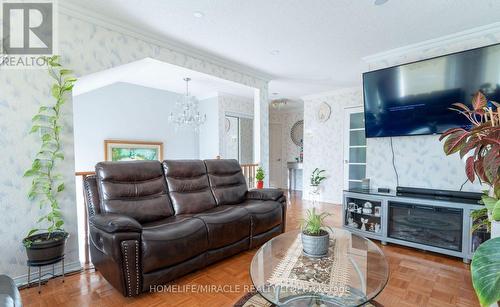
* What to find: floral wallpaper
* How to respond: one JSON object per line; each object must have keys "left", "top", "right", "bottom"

{"left": 302, "top": 88, "right": 361, "bottom": 203}
{"left": 0, "top": 11, "right": 268, "bottom": 280}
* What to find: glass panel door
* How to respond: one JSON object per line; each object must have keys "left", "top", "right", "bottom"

{"left": 344, "top": 108, "right": 366, "bottom": 190}
{"left": 224, "top": 115, "right": 254, "bottom": 163}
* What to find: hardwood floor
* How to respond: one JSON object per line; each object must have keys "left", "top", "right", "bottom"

{"left": 20, "top": 192, "right": 479, "bottom": 306}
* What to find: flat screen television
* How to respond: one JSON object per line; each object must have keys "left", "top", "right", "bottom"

{"left": 363, "top": 43, "right": 500, "bottom": 138}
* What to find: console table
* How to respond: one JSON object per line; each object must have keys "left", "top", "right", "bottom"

{"left": 342, "top": 189, "right": 484, "bottom": 263}
{"left": 287, "top": 162, "right": 302, "bottom": 191}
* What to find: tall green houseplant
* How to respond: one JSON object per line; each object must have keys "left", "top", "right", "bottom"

{"left": 23, "top": 56, "right": 77, "bottom": 246}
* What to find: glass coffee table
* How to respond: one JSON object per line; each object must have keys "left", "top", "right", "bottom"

{"left": 250, "top": 229, "right": 389, "bottom": 306}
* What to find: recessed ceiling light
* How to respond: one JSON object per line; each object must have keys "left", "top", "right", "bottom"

{"left": 270, "top": 50, "right": 280, "bottom": 56}
{"left": 193, "top": 11, "right": 204, "bottom": 18}
{"left": 374, "top": 0, "right": 388, "bottom": 5}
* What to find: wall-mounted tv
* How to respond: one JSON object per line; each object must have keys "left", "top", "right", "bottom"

{"left": 363, "top": 43, "right": 500, "bottom": 138}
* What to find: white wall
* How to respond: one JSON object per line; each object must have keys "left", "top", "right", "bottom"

{"left": 198, "top": 96, "right": 220, "bottom": 160}
{"left": 270, "top": 108, "right": 304, "bottom": 190}
{"left": 73, "top": 82, "right": 199, "bottom": 171}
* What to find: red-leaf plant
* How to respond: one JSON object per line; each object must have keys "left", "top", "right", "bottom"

{"left": 439, "top": 91, "right": 500, "bottom": 223}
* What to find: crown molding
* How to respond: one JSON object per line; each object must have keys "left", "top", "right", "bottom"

{"left": 363, "top": 22, "right": 500, "bottom": 64}
{"left": 300, "top": 86, "right": 362, "bottom": 101}
{"left": 58, "top": 1, "right": 274, "bottom": 82}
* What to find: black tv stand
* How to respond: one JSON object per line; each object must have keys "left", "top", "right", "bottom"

{"left": 343, "top": 188, "right": 484, "bottom": 263}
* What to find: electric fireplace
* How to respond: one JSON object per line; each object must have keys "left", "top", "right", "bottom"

{"left": 388, "top": 202, "right": 463, "bottom": 252}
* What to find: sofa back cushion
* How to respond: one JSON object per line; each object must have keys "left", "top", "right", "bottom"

{"left": 204, "top": 159, "right": 248, "bottom": 206}
{"left": 95, "top": 161, "right": 174, "bottom": 223}
{"left": 162, "top": 160, "right": 217, "bottom": 214}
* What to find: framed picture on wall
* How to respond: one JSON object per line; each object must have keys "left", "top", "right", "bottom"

{"left": 104, "top": 140, "right": 164, "bottom": 162}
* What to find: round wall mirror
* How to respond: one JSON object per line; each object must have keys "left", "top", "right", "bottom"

{"left": 290, "top": 120, "right": 304, "bottom": 147}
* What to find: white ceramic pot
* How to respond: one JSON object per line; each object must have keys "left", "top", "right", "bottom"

{"left": 490, "top": 220, "right": 500, "bottom": 239}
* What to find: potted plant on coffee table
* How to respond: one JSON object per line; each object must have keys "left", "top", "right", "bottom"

{"left": 256, "top": 167, "right": 265, "bottom": 189}
{"left": 300, "top": 208, "right": 332, "bottom": 257}
{"left": 22, "top": 56, "right": 77, "bottom": 264}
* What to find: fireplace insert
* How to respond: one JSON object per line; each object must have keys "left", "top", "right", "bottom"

{"left": 388, "top": 202, "right": 463, "bottom": 251}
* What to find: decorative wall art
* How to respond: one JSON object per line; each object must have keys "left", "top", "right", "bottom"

{"left": 104, "top": 140, "right": 164, "bottom": 162}
{"left": 317, "top": 101, "right": 331, "bottom": 122}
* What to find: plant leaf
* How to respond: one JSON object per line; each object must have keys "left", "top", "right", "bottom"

{"left": 54, "top": 152, "right": 64, "bottom": 160}
{"left": 472, "top": 91, "right": 488, "bottom": 111}
{"left": 443, "top": 131, "right": 469, "bottom": 155}
{"left": 451, "top": 102, "right": 472, "bottom": 112}
{"left": 57, "top": 183, "right": 65, "bottom": 192}
{"left": 23, "top": 169, "right": 36, "bottom": 177}
{"left": 41, "top": 134, "right": 52, "bottom": 142}
{"left": 51, "top": 84, "right": 60, "bottom": 99}
{"left": 29, "top": 125, "right": 40, "bottom": 134}
{"left": 26, "top": 229, "right": 39, "bottom": 238}
{"left": 459, "top": 136, "right": 478, "bottom": 159}
{"left": 471, "top": 237, "right": 500, "bottom": 306}
{"left": 465, "top": 156, "right": 475, "bottom": 183}
{"left": 439, "top": 127, "right": 467, "bottom": 141}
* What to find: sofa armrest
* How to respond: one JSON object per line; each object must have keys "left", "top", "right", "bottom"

{"left": 246, "top": 188, "right": 284, "bottom": 201}
{"left": 89, "top": 215, "right": 142, "bottom": 297}
{"left": 90, "top": 214, "right": 142, "bottom": 233}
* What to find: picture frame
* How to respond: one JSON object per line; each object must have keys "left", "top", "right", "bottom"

{"left": 104, "top": 140, "right": 164, "bottom": 162}
{"left": 374, "top": 206, "right": 381, "bottom": 217}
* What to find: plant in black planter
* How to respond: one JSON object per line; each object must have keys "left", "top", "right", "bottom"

{"left": 300, "top": 208, "right": 332, "bottom": 257}
{"left": 22, "top": 56, "right": 77, "bottom": 264}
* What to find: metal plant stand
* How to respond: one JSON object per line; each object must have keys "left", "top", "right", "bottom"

{"left": 27, "top": 256, "right": 65, "bottom": 293}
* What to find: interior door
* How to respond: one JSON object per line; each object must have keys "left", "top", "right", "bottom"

{"left": 269, "top": 123, "right": 282, "bottom": 188}
{"left": 343, "top": 107, "right": 366, "bottom": 190}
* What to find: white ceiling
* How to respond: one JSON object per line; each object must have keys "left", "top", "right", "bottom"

{"left": 68, "top": 0, "right": 500, "bottom": 99}
{"left": 73, "top": 58, "right": 255, "bottom": 98}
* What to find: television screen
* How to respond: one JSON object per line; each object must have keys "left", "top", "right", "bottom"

{"left": 363, "top": 44, "right": 500, "bottom": 138}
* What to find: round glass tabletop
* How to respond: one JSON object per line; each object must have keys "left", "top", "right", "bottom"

{"left": 250, "top": 229, "right": 389, "bottom": 307}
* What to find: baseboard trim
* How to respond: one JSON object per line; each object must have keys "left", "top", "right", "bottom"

{"left": 13, "top": 261, "right": 82, "bottom": 287}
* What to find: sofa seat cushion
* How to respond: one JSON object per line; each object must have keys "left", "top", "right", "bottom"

{"left": 141, "top": 216, "right": 208, "bottom": 273}
{"left": 194, "top": 206, "right": 250, "bottom": 249}
{"left": 238, "top": 200, "right": 283, "bottom": 235}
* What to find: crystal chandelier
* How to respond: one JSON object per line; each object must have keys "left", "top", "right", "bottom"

{"left": 169, "top": 78, "right": 206, "bottom": 130}
{"left": 271, "top": 98, "right": 288, "bottom": 109}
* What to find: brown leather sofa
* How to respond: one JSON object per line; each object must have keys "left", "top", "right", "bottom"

{"left": 83, "top": 159, "right": 286, "bottom": 297}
